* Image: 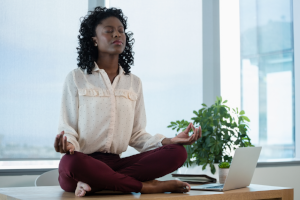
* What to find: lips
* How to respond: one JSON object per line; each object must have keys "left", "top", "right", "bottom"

{"left": 112, "top": 40, "right": 123, "bottom": 45}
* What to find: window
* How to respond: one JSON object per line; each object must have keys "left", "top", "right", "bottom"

{"left": 220, "top": 0, "right": 296, "bottom": 160}
{"left": 0, "top": 0, "right": 88, "bottom": 159}
{"left": 240, "top": 0, "right": 294, "bottom": 159}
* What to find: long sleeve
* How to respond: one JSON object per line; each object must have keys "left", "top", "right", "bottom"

{"left": 129, "top": 79, "right": 166, "bottom": 152}
{"left": 58, "top": 71, "right": 80, "bottom": 152}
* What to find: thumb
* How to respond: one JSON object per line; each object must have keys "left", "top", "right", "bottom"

{"left": 67, "top": 143, "right": 75, "bottom": 155}
{"left": 69, "top": 147, "right": 75, "bottom": 155}
{"left": 69, "top": 148, "right": 74, "bottom": 155}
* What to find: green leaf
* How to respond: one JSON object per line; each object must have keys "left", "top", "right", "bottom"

{"left": 202, "top": 103, "right": 207, "bottom": 107}
{"left": 219, "top": 162, "right": 230, "bottom": 168}
{"left": 210, "top": 146, "right": 215, "bottom": 153}
{"left": 203, "top": 131, "right": 211, "bottom": 137}
{"left": 239, "top": 110, "right": 245, "bottom": 115}
{"left": 193, "top": 110, "right": 199, "bottom": 117}
{"left": 202, "top": 163, "right": 208, "bottom": 170}
{"left": 242, "top": 116, "right": 250, "bottom": 122}
{"left": 223, "top": 100, "right": 228, "bottom": 103}
{"left": 210, "top": 163, "right": 216, "bottom": 174}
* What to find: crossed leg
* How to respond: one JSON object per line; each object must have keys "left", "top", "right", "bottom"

{"left": 58, "top": 144, "right": 189, "bottom": 196}
{"left": 114, "top": 144, "right": 188, "bottom": 181}
{"left": 58, "top": 152, "right": 142, "bottom": 194}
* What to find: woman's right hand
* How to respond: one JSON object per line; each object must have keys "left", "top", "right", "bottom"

{"left": 54, "top": 131, "right": 75, "bottom": 154}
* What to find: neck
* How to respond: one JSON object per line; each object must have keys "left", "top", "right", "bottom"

{"left": 96, "top": 53, "right": 119, "bottom": 75}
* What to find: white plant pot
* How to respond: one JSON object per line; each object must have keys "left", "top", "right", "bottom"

{"left": 177, "top": 163, "right": 220, "bottom": 182}
{"left": 219, "top": 168, "right": 229, "bottom": 184}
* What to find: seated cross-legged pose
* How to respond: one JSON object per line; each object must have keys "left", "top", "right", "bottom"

{"left": 54, "top": 6, "right": 202, "bottom": 197}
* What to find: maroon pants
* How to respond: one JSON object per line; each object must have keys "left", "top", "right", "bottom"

{"left": 58, "top": 144, "right": 187, "bottom": 193}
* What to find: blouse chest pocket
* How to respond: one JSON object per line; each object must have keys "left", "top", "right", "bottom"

{"left": 78, "top": 88, "right": 110, "bottom": 108}
{"left": 114, "top": 89, "right": 138, "bottom": 111}
{"left": 114, "top": 90, "right": 138, "bottom": 101}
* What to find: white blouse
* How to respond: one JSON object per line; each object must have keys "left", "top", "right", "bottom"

{"left": 58, "top": 63, "right": 166, "bottom": 155}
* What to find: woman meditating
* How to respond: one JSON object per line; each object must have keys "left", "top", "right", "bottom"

{"left": 54, "top": 6, "right": 202, "bottom": 197}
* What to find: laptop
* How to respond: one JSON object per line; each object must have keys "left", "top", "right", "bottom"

{"left": 190, "top": 147, "right": 262, "bottom": 191}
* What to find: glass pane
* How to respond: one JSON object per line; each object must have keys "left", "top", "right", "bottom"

{"left": 240, "top": 0, "right": 257, "bottom": 56}
{"left": 241, "top": 58, "right": 259, "bottom": 145}
{"left": 110, "top": 0, "right": 202, "bottom": 157}
{"left": 0, "top": 0, "right": 88, "bottom": 159}
{"left": 257, "top": 0, "right": 293, "bottom": 53}
{"left": 262, "top": 53, "right": 294, "bottom": 159}
{"left": 240, "top": 0, "right": 295, "bottom": 160}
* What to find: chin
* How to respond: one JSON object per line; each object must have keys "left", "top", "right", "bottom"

{"left": 108, "top": 49, "right": 125, "bottom": 55}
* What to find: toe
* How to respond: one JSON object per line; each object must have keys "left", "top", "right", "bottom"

{"left": 183, "top": 182, "right": 191, "bottom": 190}
{"left": 79, "top": 190, "right": 86, "bottom": 197}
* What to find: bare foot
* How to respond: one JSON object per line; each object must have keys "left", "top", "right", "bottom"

{"left": 140, "top": 180, "right": 191, "bottom": 194}
{"left": 75, "top": 181, "right": 92, "bottom": 197}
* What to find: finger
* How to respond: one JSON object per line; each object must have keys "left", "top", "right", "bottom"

{"left": 54, "top": 134, "right": 60, "bottom": 152}
{"left": 181, "top": 135, "right": 194, "bottom": 144}
{"left": 193, "top": 128, "right": 197, "bottom": 141}
{"left": 59, "top": 132, "right": 65, "bottom": 153}
{"left": 55, "top": 131, "right": 64, "bottom": 151}
{"left": 193, "top": 125, "right": 198, "bottom": 136}
{"left": 63, "top": 136, "right": 67, "bottom": 153}
{"left": 192, "top": 129, "right": 197, "bottom": 141}
{"left": 196, "top": 127, "right": 200, "bottom": 140}
{"left": 185, "top": 123, "right": 192, "bottom": 134}
{"left": 188, "top": 134, "right": 195, "bottom": 143}
{"left": 191, "top": 124, "right": 196, "bottom": 133}
{"left": 189, "top": 125, "right": 195, "bottom": 138}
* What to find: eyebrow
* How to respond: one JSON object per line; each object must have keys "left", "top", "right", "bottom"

{"left": 104, "top": 25, "right": 124, "bottom": 28}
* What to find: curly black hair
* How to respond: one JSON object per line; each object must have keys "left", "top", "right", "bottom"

{"left": 77, "top": 6, "right": 134, "bottom": 75}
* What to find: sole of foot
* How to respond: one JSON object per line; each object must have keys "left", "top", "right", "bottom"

{"left": 141, "top": 180, "right": 191, "bottom": 194}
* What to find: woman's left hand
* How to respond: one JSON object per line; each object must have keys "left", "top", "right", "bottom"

{"left": 170, "top": 123, "right": 201, "bottom": 145}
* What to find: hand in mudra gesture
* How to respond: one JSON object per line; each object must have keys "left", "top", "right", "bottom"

{"left": 54, "top": 131, "right": 75, "bottom": 154}
{"left": 171, "top": 123, "right": 201, "bottom": 145}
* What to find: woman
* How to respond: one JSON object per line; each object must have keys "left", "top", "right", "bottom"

{"left": 54, "top": 7, "right": 202, "bottom": 197}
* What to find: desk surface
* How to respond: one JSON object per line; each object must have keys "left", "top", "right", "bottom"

{"left": 0, "top": 184, "right": 293, "bottom": 200}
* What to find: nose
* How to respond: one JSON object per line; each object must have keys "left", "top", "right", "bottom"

{"left": 113, "top": 30, "right": 120, "bottom": 38}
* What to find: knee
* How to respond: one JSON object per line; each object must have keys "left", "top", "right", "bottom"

{"left": 58, "top": 174, "right": 77, "bottom": 193}
{"left": 59, "top": 151, "right": 84, "bottom": 173}
{"left": 167, "top": 144, "right": 187, "bottom": 165}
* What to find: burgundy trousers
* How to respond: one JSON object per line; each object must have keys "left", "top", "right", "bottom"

{"left": 58, "top": 144, "right": 187, "bottom": 193}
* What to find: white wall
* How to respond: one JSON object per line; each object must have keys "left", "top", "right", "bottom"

{"left": 252, "top": 166, "right": 300, "bottom": 199}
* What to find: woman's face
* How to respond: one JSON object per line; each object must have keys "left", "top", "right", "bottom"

{"left": 92, "top": 17, "right": 126, "bottom": 55}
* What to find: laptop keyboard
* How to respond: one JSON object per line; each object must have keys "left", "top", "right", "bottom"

{"left": 206, "top": 185, "right": 224, "bottom": 189}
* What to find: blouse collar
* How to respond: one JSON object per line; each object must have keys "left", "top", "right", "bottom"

{"left": 93, "top": 61, "right": 125, "bottom": 75}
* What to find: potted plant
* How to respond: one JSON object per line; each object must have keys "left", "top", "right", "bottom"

{"left": 168, "top": 96, "right": 254, "bottom": 175}
{"left": 218, "top": 162, "right": 230, "bottom": 184}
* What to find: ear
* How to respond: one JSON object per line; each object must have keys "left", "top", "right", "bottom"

{"left": 92, "top": 37, "right": 97, "bottom": 45}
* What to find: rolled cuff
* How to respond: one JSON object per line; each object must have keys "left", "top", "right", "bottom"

{"left": 140, "top": 134, "right": 166, "bottom": 153}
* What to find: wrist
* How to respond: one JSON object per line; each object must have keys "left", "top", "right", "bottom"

{"left": 161, "top": 138, "right": 176, "bottom": 145}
